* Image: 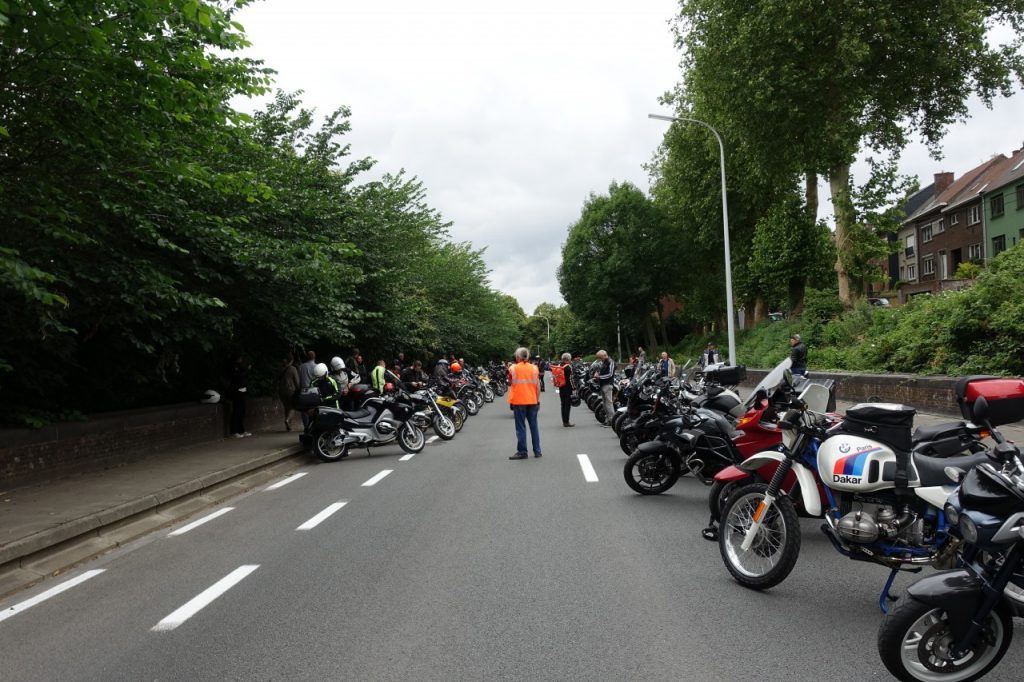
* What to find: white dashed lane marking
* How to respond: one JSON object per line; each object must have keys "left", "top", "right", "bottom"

{"left": 296, "top": 502, "right": 348, "bottom": 531}
{"left": 362, "top": 470, "right": 394, "bottom": 487}
{"left": 264, "top": 472, "right": 307, "bottom": 491}
{"left": 168, "top": 507, "right": 234, "bottom": 537}
{"left": 577, "top": 454, "right": 599, "bottom": 482}
{"left": 399, "top": 454, "right": 415, "bottom": 461}
{"left": 0, "top": 570, "right": 105, "bottom": 624}
{"left": 151, "top": 565, "right": 259, "bottom": 632}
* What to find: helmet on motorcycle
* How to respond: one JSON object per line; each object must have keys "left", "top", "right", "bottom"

{"left": 314, "top": 362, "right": 328, "bottom": 378}
{"left": 450, "top": 362, "right": 461, "bottom": 373}
{"left": 385, "top": 382, "right": 394, "bottom": 392}
{"left": 200, "top": 389, "right": 221, "bottom": 404}
{"left": 330, "top": 356, "right": 345, "bottom": 371}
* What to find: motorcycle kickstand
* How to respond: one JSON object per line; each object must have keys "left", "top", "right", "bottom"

{"left": 878, "top": 565, "right": 922, "bottom": 614}
{"left": 701, "top": 517, "right": 719, "bottom": 542}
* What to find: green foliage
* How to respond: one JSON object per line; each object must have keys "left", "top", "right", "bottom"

{"left": 954, "top": 261, "right": 982, "bottom": 280}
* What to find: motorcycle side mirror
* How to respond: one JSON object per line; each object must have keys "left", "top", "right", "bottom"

{"left": 973, "top": 396, "right": 990, "bottom": 423}
{"left": 944, "top": 466, "right": 967, "bottom": 484}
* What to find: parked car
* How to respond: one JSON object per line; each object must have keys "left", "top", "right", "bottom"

{"left": 867, "top": 297, "right": 891, "bottom": 307}
{"left": 767, "top": 312, "right": 784, "bottom": 321}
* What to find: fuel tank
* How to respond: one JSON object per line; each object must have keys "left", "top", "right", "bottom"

{"left": 817, "top": 434, "right": 918, "bottom": 492}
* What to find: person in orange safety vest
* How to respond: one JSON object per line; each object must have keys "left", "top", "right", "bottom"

{"left": 507, "top": 347, "right": 541, "bottom": 460}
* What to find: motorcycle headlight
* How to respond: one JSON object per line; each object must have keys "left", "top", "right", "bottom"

{"left": 944, "top": 503, "right": 959, "bottom": 527}
{"left": 959, "top": 515, "right": 978, "bottom": 544}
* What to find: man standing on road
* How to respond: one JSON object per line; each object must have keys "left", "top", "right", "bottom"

{"left": 789, "top": 333, "right": 808, "bottom": 376}
{"left": 595, "top": 349, "right": 615, "bottom": 427}
{"left": 555, "top": 352, "right": 576, "bottom": 427}
{"left": 508, "top": 347, "right": 542, "bottom": 459}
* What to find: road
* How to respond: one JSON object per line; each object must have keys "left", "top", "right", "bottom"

{"left": 1, "top": 394, "right": 1022, "bottom": 681}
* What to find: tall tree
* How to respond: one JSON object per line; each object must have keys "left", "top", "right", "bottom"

{"left": 675, "top": 0, "right": 1024, "bottom": 304}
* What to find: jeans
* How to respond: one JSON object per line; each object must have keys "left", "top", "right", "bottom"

{"left": 601, "top": 384, "right": 614, "bottom": 424}
{"left": 513, "top": 404, "right": 541, "bottom": 454}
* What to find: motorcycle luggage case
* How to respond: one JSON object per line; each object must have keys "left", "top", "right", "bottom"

{"left": 838, "top": 403, "right": 915, "bottom": 452}
{"left": 705, "top": 364, "right": 746, "bottom": 386}
{"left": 955, "top": 376, "right": 1024, "bottom": 426}
{"left": 293, "top": 387, "right": 322, "bottom": 410}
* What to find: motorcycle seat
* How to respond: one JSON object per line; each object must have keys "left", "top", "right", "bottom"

{"left": 912, "top": 421, "right": 966, "bottom": 443}
{"left": 911, "top": 451, "right": 990, "bottom": 487}
{"left": 345, "top": 408, "right": 372, "bottom": 420}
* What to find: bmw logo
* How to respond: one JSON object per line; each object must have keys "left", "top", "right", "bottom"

{"left": 838, "top": 442, "right": 851, "bottom": 454}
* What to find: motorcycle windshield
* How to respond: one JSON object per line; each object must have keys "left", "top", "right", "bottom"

{"left": 743, "top": 357, "right": 792, "bottom": 408}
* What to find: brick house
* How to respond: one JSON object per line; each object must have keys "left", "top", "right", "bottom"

{"left": 893, "top": 179, "right": 941, "bottom": 289}
{"left": 983, "top": 146, "right": 1024, "bottom": 259}
{"left": 900, "top": 157, "right": 1006, "bottom": 300}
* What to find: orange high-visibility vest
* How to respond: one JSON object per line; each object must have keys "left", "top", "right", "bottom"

{"left": 507, "top": 361, "right": 540, "bottom": 405}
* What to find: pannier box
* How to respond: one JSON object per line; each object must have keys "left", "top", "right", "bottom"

{"left": 293, "top": 387, "right": 321, "bottom": 410}
{"left": 955, "top": 376, "right": 1024, "bottom": 426}
{"left": 705, "top": 364, "right": 746, "bottom": 386}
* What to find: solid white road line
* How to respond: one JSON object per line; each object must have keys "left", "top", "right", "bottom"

{"left": 296, "top": 502, "right": 348, "bottom": 530}
{"left": 426, "top": 435, "right": 439, "bottom": 444}
{"left": 361, "top": 470, "right": 394, "bottom": 487}
{"left": 0, "top": 569, "right": 105, "bottom": 624}
{"left": 577, "top": 454, "right": 599, "bottom": 482}
{"left": 399, "top": 454, "right": 416, "bottom": 461}
{"left": 264, "top": 472, "right": 307, "bottom": 491}
{"left": 151, "top": 565, "right": 259, "bottom": 632}
{"left": 168, "top": 507, "right": 234, "bottom": 537}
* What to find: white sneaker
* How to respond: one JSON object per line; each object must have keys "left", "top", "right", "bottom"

{"left": 233, "top": 433, "right": 245, "bottom": 438}
{"left": 242, "top": 432, "right": 253, "bottom": 437}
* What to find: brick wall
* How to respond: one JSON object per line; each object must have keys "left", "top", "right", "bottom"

{"left": 744, "top": 369, "right": 963, "bottom": 416}
{"left": 0, "top": 396, "right": 287, "bottom": 487}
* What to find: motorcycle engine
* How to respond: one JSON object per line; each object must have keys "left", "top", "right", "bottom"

{"left": 836, "top": 502, "right": 908, "bottom": 545}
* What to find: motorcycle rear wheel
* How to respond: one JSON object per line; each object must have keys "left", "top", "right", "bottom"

{"left": 718, "top": 483, "right": 800, "bottom": 590}
{"left": 433, "top": 414, "right": 455, "bottom": 440}
{"left": 314, "top": 429, "right": 350, "bottom": 462}
{"left": 398, "top": 423, "right": 425, "bottom": 454}
{"left": 878, "top": 597, "right": 1012, "bottom": 682}
{"left": 623, "top": 449, "right": 681, "bottom": 494}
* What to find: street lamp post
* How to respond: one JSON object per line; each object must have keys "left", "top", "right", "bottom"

{"left": 648, "top": 113, "right": 737, "bottom": 367}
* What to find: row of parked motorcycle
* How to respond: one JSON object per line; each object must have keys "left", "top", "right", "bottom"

{"left": 293, "top": 363, "right": 508, "bottom": 463}
{"left": 576, "top": 356, "right": 1024, "bottom": 681}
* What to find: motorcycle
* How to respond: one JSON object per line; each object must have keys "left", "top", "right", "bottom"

{"left": 717, "top": 387, "right": 993, "bottom": 597}
{"left": 877, "top": 387, "right": 1024, "bottom": 682}
{"left": 301, "top": 373, "right": 431, "bottom": 462}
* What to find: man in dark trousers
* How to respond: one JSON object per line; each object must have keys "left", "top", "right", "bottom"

{"left": 508, "top": 347, "right": 542, "bottom": 459}
{"left": 789, "top": 333, "right": 808, "bottom": 376}
{"left": 554, "top": 352, "right": 576, "bottom": 427}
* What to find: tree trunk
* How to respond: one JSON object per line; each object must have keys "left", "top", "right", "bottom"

{"left": 805, "top": 172, "right": 818, "bottom": 218}
{"left": 829, "top": 164, "right": 854, "bottom": 306}
{"left": 655, "top": 302, "right": 670, "bottom": 348}
{"left": 788, "top": 277, "right": 806, "bottom": 315}
{"left": 753, "top": 297, "right": 768, "bottom": 324}
{"left": 643, "top": 316, "right": 658, "bottom": 353}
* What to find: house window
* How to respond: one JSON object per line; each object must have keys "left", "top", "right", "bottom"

{"left": 938, "top": 251, "right": 948, "bottom": 280}
{"left": 991, "top": 193, "right": 1004, "bottom": 218}
{"left": 907, "top": 264, "right": 916, "bottom": 280}
{"left": 905, "top": 234, "right": 915, "bottom": 257}
{"left": 949, "top": 213, "right": 959, "bottom": 226}
{"left": 968, "top": 243, "right": 983, "bottom": 261}
{"left": 922, "top": 225, "right": 933, "bottom": 242}
{"left": 968, "top": 205, "right": 982, "bottom": 225}
{"left": 922, "top": 257, "right": 935, "bottom": 276}
{"left": 933, "top": 218, "right": 944, "bottom": 234}
{"left": 1017, "top": 184, "right": 1024, "bottom": 210}
{"left": 993, "top": 235, "right": 1007, "bottom": 257}
{"left": 899, "top": 266, "right": 905, "bottom": 280}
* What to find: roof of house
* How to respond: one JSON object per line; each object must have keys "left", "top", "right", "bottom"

{"left": 944, "top": 155, "right": 1013, "bottom": 212}
{"left": 905, "top": 156, "right": 1006, "bottom": 223}
{"left": 901, "top": 182, "right": 935, "bottom": 218}
{"left": 982, "top": 147, "right": 1024, "bottom": 196}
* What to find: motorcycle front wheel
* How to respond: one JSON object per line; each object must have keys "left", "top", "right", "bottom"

{"left": 463, "top": 395, "right": 479, "bottom": 416}
{"left": 314, "top": 429, "right": 349, "bottom": 462}
{"left": 398, "top": 422, "right": 425, "bottom": 454}
{"left": 619, "top": 429, "right": 641, "bottom": 456}
{"left": 718, "top": 483, "right": 800, "bottom": 590}
{"left": 878, "top": 597, "right": 1012, "bottom": 682}
{"left": 482, "top": 386, "right": 495, "bottom": 403}
{"left": 433, "top": 413, "right": 455, "bottom": 440}
{"left": 612, "top": 411, "right": 626, "bottom": 435}
{"left": 623, "top": 449, "right": 681, "bottom": 494}
{"left": 493, "top": 383, "right": 506, "bottom": 397}
{"left": 586, "top": 394, "right": 601, "bottom": 411}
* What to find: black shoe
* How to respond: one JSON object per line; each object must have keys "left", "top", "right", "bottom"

{"left": 509, "top": 452, "right": 528, "bottom": 460}
{"left": 534, "top": 453, "right": 542, "bottom": 458}
{"left": 563, "top": 422, "right": 575, "bottom": 427}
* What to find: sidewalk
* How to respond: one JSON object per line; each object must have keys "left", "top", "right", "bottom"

{"left": 0, "top": 428, "right": 304, "bottom": 595}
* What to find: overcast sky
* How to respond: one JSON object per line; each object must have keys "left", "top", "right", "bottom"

{"left": 233, "top": 1, "right": 1024, "bottom": 315}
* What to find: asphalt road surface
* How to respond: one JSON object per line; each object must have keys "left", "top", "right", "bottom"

{"left": 2, "top": 395, "right": 1022, "bottom": 681}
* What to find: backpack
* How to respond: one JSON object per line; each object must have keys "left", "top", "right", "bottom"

{"left": 550, "top": 363, "right": 566, "bottom": 388}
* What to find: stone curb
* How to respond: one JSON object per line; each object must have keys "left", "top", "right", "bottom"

{"left": 0, "top": 443, "right": 305, "bottom": 569}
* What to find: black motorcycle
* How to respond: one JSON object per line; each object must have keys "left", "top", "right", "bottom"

{"left": 877, "top": 395, "right": 1024, "bottom": 681}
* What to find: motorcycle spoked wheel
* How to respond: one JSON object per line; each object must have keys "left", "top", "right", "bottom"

{"left": 878, "top": 597, "right": 1012, "bottom": 682}
{"left": 707, "top": 476, "right": 755, "bottom": 524}
{"left": 398, "top": 422, "right": 425, "bottom": 453}
{"left": 718, "top": 482, "right": 800, "bottom": 590}
{"left": 623, "top": 449, "right": 681, "bottom": 494}
{"left": 433, "top": 413, "right": 456, "bottom": 440}
{"left": 314, "top": 429, "right": 350, "bottom": 462}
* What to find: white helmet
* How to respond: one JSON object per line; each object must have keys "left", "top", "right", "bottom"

{"left": 314, "top": 362, "right": 329, "bottom": 378}
{"left": 200, "top": 389, "right": 220, "bottom": 404}
{"left": 330, "top": 356, "right": 345, "bottom": 371}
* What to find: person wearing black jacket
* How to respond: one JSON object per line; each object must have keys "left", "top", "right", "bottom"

{"left": 789, "top": 333, "right": 808, "bottom": 376}
{"left": 555, "top": 353, "right": 577, "bottom": 427}
{"left": 401, "top": 361, "right": 429, "bottom": 391}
